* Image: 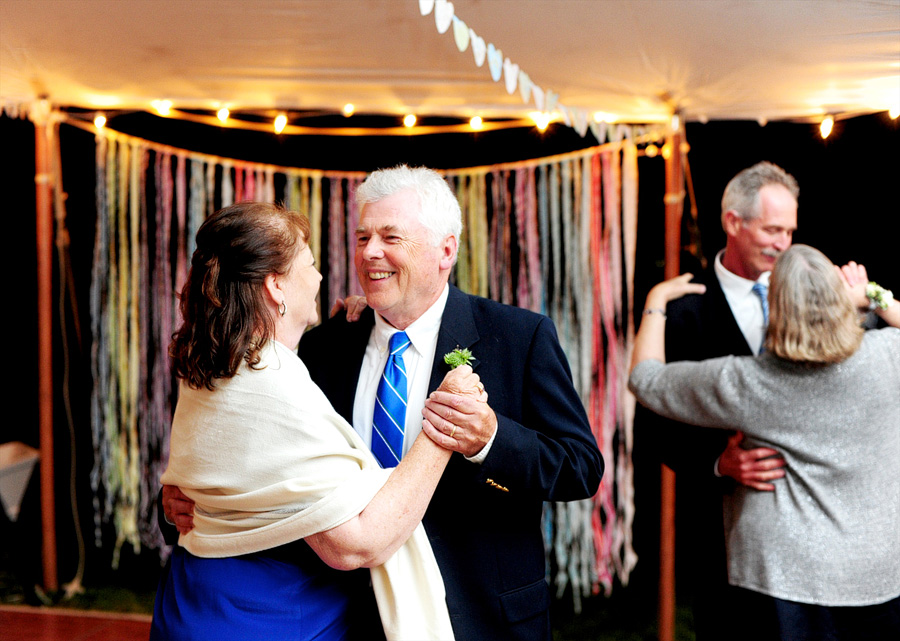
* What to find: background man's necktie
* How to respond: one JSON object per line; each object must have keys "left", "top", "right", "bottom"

{"left": 372, "top": 331, "right": 410, "bottom": 468}
{"left": 752, "top": 282, "right": 769, "bottom": 327}
{"left": 752, "top": 282, "right": 769, "bottom": 353}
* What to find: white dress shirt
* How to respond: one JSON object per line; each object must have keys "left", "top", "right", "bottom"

{"left": 352, "top": 286, "right": 449, "bottom": 457}
{"left": 714, "top": 250, "right": 770, "bottom": 355}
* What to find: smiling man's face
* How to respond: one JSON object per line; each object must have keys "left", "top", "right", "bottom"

{"left": 354, "top": 188, "right": 455, "bottom": 329}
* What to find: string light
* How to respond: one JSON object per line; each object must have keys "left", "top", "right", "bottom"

{"left": 820, "top": 115, "right": 834, "bottom": 139}
{"left": 889, "top": 107, "right": 899, "bottom": 120}
{"left": 530, "top": 111, "right": 551, "bottom": 131}
{"left": 593, "top": 111, "right": 616, "bottom": 123}
{"left": 151, "top": 100, "right": 172, "bottom": 116}
{"left": 342, "top": 103, "right": 355, "bottom": 117}
{"left": 93, "top": 114, "right": 107, "bottom": 129}
{"left": 644, "top": 144, "right": 659, "bottom": 157}
{"left": 67, "top": 103, "right": 662, "bottom": 138}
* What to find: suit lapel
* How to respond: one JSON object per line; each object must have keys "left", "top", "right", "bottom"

{"left": 331, "top": 308, "right": 375, "bottom": 421}
{"left": 705, "top": 274, "right": 754, "bottom": 356}
{"left": 429, "top": 285, "right": 480, "bottom": 393}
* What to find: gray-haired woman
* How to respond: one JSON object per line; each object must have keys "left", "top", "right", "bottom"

{"left": 629, "top": 244, "right": 899, "bottom": 640}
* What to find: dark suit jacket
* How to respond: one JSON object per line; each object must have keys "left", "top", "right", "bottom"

{"left": 637, "top": 267, "right": 753, "bottom": 637}
{"left": 658, "top": 268, "right": 754, "bottom": 475}
{"left": 299, "top": 285, "right": 604, "bottom": 641}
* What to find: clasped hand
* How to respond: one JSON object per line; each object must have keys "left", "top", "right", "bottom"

{"left": 421, "top": 365, "right": 496, "bottom": 458}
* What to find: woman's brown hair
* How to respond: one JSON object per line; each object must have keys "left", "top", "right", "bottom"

{"left": 170, "top": 202, "right": 310, "bottom": 389}
{"left": 766, "top": 244, "right": 863, "bottom": 364}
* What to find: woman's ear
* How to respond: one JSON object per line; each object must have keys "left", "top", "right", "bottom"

{"left": 263, "top": 273, "right": 282, "bottom": 307}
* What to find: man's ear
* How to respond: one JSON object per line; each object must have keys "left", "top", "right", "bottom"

{"left": 723, "top": 210, "right": 744, "bottom": 238}
{"left": 439, "top": 235, "right": 458, "bottom": 270}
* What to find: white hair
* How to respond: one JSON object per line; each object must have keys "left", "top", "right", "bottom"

{"left": 356, "top": 165, "right": 462, "bottom": 246}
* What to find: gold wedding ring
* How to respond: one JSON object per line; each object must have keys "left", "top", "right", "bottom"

{"left": 450, "top": 425, "right": 457, "bottom": 439}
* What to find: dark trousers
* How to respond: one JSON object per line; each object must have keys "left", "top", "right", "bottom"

{"left": 732, "top": 588, "right": 900, "bottom": 641}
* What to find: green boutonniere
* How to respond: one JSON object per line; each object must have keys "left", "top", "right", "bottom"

{"left": 444, "top": 347, "right": 474, "bottom": 369}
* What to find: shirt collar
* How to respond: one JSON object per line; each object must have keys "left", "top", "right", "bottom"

{"left": 373, "top": 284, "right": 449, "bottom": 354}
{"left": 714, "top": 249, "right": 770, "bottom": 295}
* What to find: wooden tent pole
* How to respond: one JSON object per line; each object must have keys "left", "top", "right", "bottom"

{"left": 659, "top": 116, "right": 685, "bottom": 641}
{"left": 33, "top": 100, "right": 59, "bottom": 592}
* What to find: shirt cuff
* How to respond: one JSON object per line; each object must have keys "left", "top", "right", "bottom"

{"left": 464, "top": 425, "right": 498, "bottom": 464}
{"left": 713, "top": 455, "right": 723, "bottom": 478}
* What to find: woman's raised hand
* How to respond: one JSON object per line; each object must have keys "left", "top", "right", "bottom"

{"left": 644, "top": 273, "right": 707, "bottom": 311}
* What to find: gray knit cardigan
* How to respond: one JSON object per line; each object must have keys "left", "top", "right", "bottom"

{"left": 629, "top": 328, "right": 900, "bottom": 606}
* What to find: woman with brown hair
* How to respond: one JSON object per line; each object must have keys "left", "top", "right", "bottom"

{"left": 150, "top": 202, "right": 471, "bottom": 640}
{"left": 629, "top": 244, "right": 899, "bottom": 640}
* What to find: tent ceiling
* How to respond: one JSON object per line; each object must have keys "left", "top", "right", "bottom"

{"left": 2, "top": 0, "right": 898, "bottom": 125}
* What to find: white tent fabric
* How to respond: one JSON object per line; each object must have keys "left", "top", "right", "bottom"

{"left": 2, "top": 0, "right": 898, "bottom": 125}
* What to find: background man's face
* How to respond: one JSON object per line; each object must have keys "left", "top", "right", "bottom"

{"left": 728, "top": 184, "right": 797, "bottom": 280}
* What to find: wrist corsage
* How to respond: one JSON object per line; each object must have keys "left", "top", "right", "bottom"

{"left": 444, "top": 347, "right": 474, "bottom": 369}
{"left": 866, "top": 282, "right": 894, "bottom": 310}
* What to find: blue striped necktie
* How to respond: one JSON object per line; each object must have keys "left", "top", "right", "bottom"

{"left": 752, "top": 282, "right": 769, "bottom": 354}
{"left": 372, "top": 331, "right": 410, "bottom": 468}
{"left": 752, "top": 282, "right": 769, "bottom": 327}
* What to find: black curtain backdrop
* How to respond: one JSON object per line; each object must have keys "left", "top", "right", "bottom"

{"left": 5, "top": 111, "right": 898, "bottom": 608}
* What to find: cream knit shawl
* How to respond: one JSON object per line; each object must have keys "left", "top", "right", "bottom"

{"left": 161, "top": 340, "right": 454, "bottom": 640}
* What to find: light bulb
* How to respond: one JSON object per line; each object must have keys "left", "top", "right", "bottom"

{"left": 152, "top": 100, "right": 172, "bottom": 116}
{"left": 469, "top": 116, "right": 483, "bottom": 130}
{"left": 94, "top": 114, "right": 107, "bottom": 129}
{"left": 217, "top": 108, "right": 229, "bottom": 123}
{"left": 274, "top": 114, "right": 288, "bottom": 134}
{"left": 820, "top": 116, "right": 834, "bottom": 139}
{"left": 403, "top": 114, "right": 417, "bottom": 128}
{"left": 530, "top": 112, "right": 551, "bottom": 131}
{"left": 342, "top": 103, "right": 355, "bottom": 117}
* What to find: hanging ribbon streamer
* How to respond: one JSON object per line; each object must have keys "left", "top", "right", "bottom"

{"left": 523, "top": 167, "right": 542, "bottom": 314}
{"left": 309, "top": 172, "right": 323, "bottom": 269}
{"left": 89, "top": 132, "right": 110, "bottom": 547}
{"left": 616, "top": 142, "right": 639, "bottom": 582}
{"left": 220, "top": 162, "right": 233, "bottom": 207}
{"left": 537, "top": 165, "right": 550, "bottom": 317}
{"left": 327, "top": 177, "right": 347, "bottom": 312}
{"left": 187, "top": 157, "right": 206, "bottom": 259}
{"left": 450, "top": 175, "right": 469, "bottom": 291}
{"left": 345, "top": 178, "right": 364, "bottom": 297}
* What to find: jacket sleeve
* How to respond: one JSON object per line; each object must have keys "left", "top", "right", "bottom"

{"left": 476, "top": 315, "right": 604, "bottom": 502}
{"left": 638, "top": 292, "right": 733, "bottom": 483}
{"left": 156, "top": 488, "right": 179, "bottom": 546}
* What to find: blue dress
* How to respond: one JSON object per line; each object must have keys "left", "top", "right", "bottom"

{"left": 150, "top": 541, "right": 385, "bottom": 641}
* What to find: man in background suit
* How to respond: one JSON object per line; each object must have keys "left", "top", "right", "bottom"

{"left": 302, "top": 165, "right": 603, "bottom": 641}
{"left": 644, "top": 161, "right": 797, "bottom": 639}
